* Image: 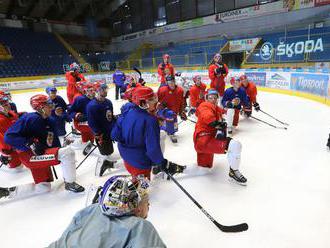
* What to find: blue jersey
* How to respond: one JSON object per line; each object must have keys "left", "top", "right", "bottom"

{"left": 87, "top": 98, "right": 114, "bottom": 138}
{"left": 113, "top": 70, "right": 126, "bottom": 87}
{"left": 49, "top": 95, "right": 70, "bottom": 136}
{"left": 111, "top": 103, "right": 164, "bottom": 170}
{"left": 221, "top": 87, "right": 250, "bottom": 109}
{"left": 68, "top": 95, "right": 92, "bottom": 121}
{"left": 4, "top": 112, "right": 61, "bottom": 152}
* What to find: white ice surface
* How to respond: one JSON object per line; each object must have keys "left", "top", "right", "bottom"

{"left": 1, "top": 86, "right": 330, "bottom": 248}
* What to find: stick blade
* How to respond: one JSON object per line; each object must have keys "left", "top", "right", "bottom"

{"left": 214, "top": 222, "right": 249, "bottom": 233}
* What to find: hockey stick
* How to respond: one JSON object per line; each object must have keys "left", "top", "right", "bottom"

{"left": 64, "top": 131, "right": 73, "bottom": 139}
{"left": 187, "top": 118, "right": 196, "bottom": 124}
{"left": 51, "top": 166, "right": 58, "bottom": 180}
{"left": 132, "top": 66, "right": 142, "bottom": 78}
{"left": 166, "top": 172, "right": 248, "bottom": 232}
{"left": 76, "top": 146, "right": 97, "bottom": 170}
{"left": 250, "top": 116, "right": 287, "bottom": 130}
{"left": 259, "top": 110, "right": 289, "bottom": 126}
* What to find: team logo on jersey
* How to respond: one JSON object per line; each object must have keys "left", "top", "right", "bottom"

{"left": 30, "top": 154, "right": 56, "bottom": 162}
{"left": 260, "top": 42, "right": 273, "bottom": 61}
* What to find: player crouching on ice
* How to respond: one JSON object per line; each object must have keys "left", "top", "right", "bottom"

{"left": 239, "top": 74, "right": 260, "bottom": 117}
{"left": 111, "top": 86, "right": 186, "bottom": 181}
{"left": 87, "top": 82, "right": 118, "bottom": 177}
{"left": 0, "top": 91, "right": 23, "bottom": 173}
{"left": 0, "top": 94, "right": 84, "bottom": 202}
{"left": 221, "top": 76, "right": 250, "bottom": 136}
{"left": 48, "top": 175, "right": 166, "bottom": 248}
{"left": 194, "top": 88, "right": 247, "bottom": 185}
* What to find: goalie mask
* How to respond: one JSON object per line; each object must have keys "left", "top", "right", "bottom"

{"left": 99, "top": 175, "right": 149, "bottom": 217}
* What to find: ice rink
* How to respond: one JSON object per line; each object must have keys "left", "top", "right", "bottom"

{"left": 1, "top": 86, "right": 330, "bottom": 248}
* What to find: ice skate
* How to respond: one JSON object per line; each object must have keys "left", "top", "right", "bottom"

{"left": 169, "top": 134, "right": 178, "bottom": 143}
{"left": 95, "top": 158, "right": 116, "bottom": 177}
{"left": 82, "top": 141, "right": 94, "bottom": 156}
{"left": 229, "top": 168, "right": 247, "bottom": 186}
{"left": 0, "top": 187, "right": 16, "bottom": 201}
{"left": 64, "top": 182, "right": 85, "bottom": 193}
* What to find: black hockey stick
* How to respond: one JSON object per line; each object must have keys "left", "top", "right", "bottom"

{"left": 187, "top": 118, "right": 197, "bottom": 124}
{"left": 250, "top": 116, "right": 287, "bottom": 130}
{"left": 166, "top": 172, "right": 248, "bottom": 233}
{"left": 76, "top": 146, "right": 97, "bottom": 170}
{"left": 64, "top": 131, "right": 73, "bottom": 139}
{"left": 259, "top": 109, "right": 289, "bottom": 126}
{"left": 132, "top": 66, "right": 142, "bottom": 78}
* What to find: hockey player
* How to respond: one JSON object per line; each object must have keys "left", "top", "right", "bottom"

{"left": 66, "top": 62, "right": 86, "bottom": 104}
{"left": 157, "top": 75, "right": 187, "bottom": 143}
{"left": 157, "top": 54, "right": 175, "bottom": 86}
{"left": 194, "top": 88, "right": 247, "bottom": 185}
{"left": 221, "top": 77, "right": 250, "bottom": 136}
{"left": 111, "top": 86, "right": 185, "bottom": 180}
{"left": 0, "top": 94, "right": 84, "bottom": 201}
{"left": 46, "top": 87, "right": 71, "bottom": 139}
{"left": 239, "top": 74, "right": 260, "bottom": 116}
{"left": 126, "top": 74, "right": 142, "bottom": 90}
{"left": 86, "top": 82, "right": 117, "bottom": 177}
{"left": 48, "top": 175, "right": 166, "bottom": 248}
{"left": 208, "top": 53, "right": 228, "bottom": 98}
{"left": 112, "top": 68, "right": 126, "bottom": 100}
{"left": 68, "top": 82, "right": 95, "bottom": 155}
{"left": 3, "top": 90, "right": 17, "bottom": 113}
{"left": 0, "top": 91, "right": 22, "bottom": 172}
{"left": 188, "top": 75, "right": 207, "bottom": 115}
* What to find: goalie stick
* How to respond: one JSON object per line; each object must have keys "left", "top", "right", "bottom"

{"left": 166, "top": 172, "right": 248, "bottom": 233}
{"left": 133, "top": 66, "right": 142, "bottom": 78}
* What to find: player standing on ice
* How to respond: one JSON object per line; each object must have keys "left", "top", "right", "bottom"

{"left": 68, "top": 82, "right": 95, "bottom": 155}
{"left": 208, "top": 53, "right": 228, "bottom": 100}
{"left": 48, "top": 175, "right": 166, "bottom": 248}
{"left": 0, "top": 94, "right": 84, "bottom": 201}
{"left": 188, "top": 75, "right": 207, "bottom": 116}
{"left": 221, "top": 77, "right": 250, "bottom": 136}
{"left": 157, "top": 54, "right": 175, "bottom": 87}
{"left": 66, "top": 62, "right": 86, "bottom": 105}
{"left": 86, "top": 82, "right": 117, "bottom": 177}
{"left": 45, "top": 87, "right": 71, "bottom": 141}
{"left": 239, "top": 74, "right": 260, "bottom": 117}
{"left": 112, "top": 68, "right": 126, "bottom": 100}
{"left": 0, "top": 91, "right": 23, "bottom": 172}
{"left": 157, "top": 75, "right": 187, "bottom": 143}
{"left": 111, "top": 86, "right": 185, "bottom": 180}
{"left": 194, "top": 88, "right": 247, "bottom": 185}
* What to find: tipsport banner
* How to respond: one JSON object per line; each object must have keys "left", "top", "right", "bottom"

{"left": 291, "top": 73, "right": 329, "bottom": 96}
{"left": 244, "top": 72, "right": 266, "bottom": 86}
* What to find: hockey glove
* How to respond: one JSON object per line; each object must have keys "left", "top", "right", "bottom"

{"left": 1, "top": 149, "right": 13, "bottom": 155}
{"left": 209, "top": 120, "right": 227, "bottom": 130}
{"left": 253, "top": 102, "right": 260, "bottom": 111}
{"left": 226, "top": 101, "right": 234, "bottom": 108}
{"left": 175, "top": 72, "right": 181, "bottom": 77}
{"left": 215, "top": 129, "right": 227, "bottom": 140}
{"left": 188, "top": 107, "right": 196, "bottom": 116}
{"left": 161, "top": 159, "right": 186, "bottom": 176}
{"left": 75, "top": 113, "right": 87, "bottom": 122}
{"left": 138, "top": 78, "right": 146, "bottom": 86}
{"left": 180, "top": 111, "right": 187, "bottom": 121}
{"left": 0, "top": 154, "right": 11, "bottom": 165}
{"left": 29, "top": 141, "right": 46, "bottom": 156}
{"left": 95, "top": 133, "right": 104, "bottom": 146}
{"left": 243, "top": 107, "right": 252, "bottom": 117}
{"left": 161, "top": 63, "right": 166, "bottom": 70}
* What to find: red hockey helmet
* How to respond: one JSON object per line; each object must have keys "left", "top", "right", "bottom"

{"left": 76, "top": 80, "right": 86, "bottom": 93}
{"left": 0, "top": 91, "right": 10, "bottom": 105}
{"left": 239, "top": 74, "right": 248, "bottom": 81}
{"left": 30, "top": 94, "right": 52, "bottom": 111}
{"left": 192, "top": 75, "right": 201, "bottom": 83}
{"left": 70, "top": 62, "right": 80, "bottom": 71}
{"left": 163, "top": 54, "right": 170, "bottom": 60}
{"left": 132, "top": 86, "right": 156, "bottom": 106}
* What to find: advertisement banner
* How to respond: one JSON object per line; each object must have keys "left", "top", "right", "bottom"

{"left": 291, "top": 73, "right": 329, "bottom": 96}
{"left": 266, "top": 72, "right": 291, "bottom": 89}
{"left": 292, "top": 0, "right": 314, "bottom": 10}
{"left": 245, "top": 72, "right": 266, "bottom": 86}
{"left": 229, "top": 38, "right": 260, "bottom": 52}
{"left": 315, "top": 0, "right": 330, "bottom": 6}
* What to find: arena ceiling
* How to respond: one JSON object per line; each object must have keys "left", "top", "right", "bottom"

{"left": 0, "top": 0, "right": 126, "bottom": 26}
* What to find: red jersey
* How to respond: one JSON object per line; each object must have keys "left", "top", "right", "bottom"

{"left": 189, "top": 83, "right": 207, "bottom": 108}
{"left": 66, "top": 71, "right": 86, "bottom": 104}
{"left": 194, "top": 101, "right": 226, "bottom": 138}
{"left": 0, "top": 111, "right": 18, "bottom": 152}
{"left": 158, "top": 63, "right": 175, "bottom": 83}
{"left": 242, "top": 81, "right": 257, "bottom": 103}
{"left": 208, "top": 63, "right": 228, "bottom": 96}
{"left": 158, "top": 85, "right": 184, "bottom": 114}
